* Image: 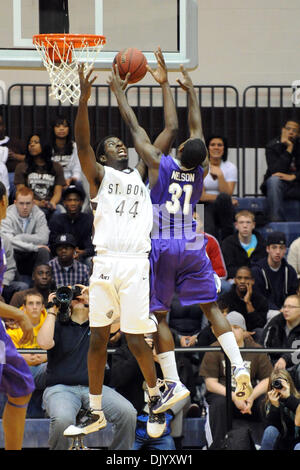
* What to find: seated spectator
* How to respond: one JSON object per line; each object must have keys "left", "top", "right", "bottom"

{"left": 260, "top": 369, "right": 300, "bottom": 450}
{"left": 109, "top": 330, "right": 190, "bottom": 450}
{"left": 37, "top": 287, "right": 137, "bottom": 450}
{"left": 260, "top": 119, "right": 300, "bottom": 221}
{"left": 48, "top": 234, "right": 90, "bottom": 287}
{"left": 287, "top": 236, "right": 300, "bottom": 278}
{"left": 200, "top": 135, "right": 237, "bottom": 241}
{"left": 251, "top": 232, "right": 298, "bottom": 312}
{"left": 14, "top": 133, "right": 65, "bottom": 221}
{"left": 10, "top": 263, "right": 55, "bottom": 308}
{"left": 0, "top": 112, "right": 26, "bottom": 203}
{"left": 1, "top": 235, "right": 28, "bottom": 303}
{"left": 0, "top": 187, "right": 50, "bottom": 283}
{"left": 200, "top": 311, "right": 273, "bottom": 449}
{"left": 260, "top": 294, "right": 300, "bottom": 390}
{"left": 218, "top": 266, "right": 269, "bottom": 339}
{"left": 7, "top": 289, "right": 47, "bottom": 390}
{"left": 48, "top": 184, "right": 94, "bottom": 263}
{"left": 221, "top": 210, "right": 266, "bottom": 280}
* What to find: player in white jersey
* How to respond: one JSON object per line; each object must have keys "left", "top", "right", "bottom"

{"left": 63, "top": 51, "right": 178, "bottom": 440}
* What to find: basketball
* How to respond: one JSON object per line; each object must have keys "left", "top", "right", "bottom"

{"left": 113, "top": 48, "right": 148, "bottom": 84}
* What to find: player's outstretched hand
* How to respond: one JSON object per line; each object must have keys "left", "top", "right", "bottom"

{"left": 147, "top": 46, "right": 168, "bottom": 85}
{"left": 176, "top": 64, "right": 193, "bottom": 92}
{"left": 78, "top": 63, "right": 97, "bottom": 103}
{"left": 107, "top": 64, "right": 130, "bottom": 94}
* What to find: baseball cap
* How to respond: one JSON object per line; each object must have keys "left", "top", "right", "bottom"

{"left": 62, "top": 184, "right": 85, "bottom": 201}
{"left": 54, "top": 233, "right": 76, "bottom": 248}
{"left": 226, "top": 311, "right": 246, "bottom": 331}
{"left": 266, "top": 231, "right": 286, "bottom": 246}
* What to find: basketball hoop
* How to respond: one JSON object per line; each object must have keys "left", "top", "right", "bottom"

{"left": 33, "top": 34, "right": 106, "bottom": 104}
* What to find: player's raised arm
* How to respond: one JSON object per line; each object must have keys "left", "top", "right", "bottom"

{"left": 147, "top": 47, "right": 178, "bottom": 155}
{"left": 76, "top": 64, "right": 104, "bottom": 198}
{"left": 108, "top": 64, "right": 161, "bottom": 186}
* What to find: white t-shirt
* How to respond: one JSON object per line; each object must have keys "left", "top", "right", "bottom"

{"left": 204, "top": 160, "right": 237, "bottom": 195}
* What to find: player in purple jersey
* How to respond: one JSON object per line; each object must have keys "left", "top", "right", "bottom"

{"left": 109, "top": 59, "right": 253, "bottom": 413}
{"left": 0, "top": 181, "right": 35, "bottom": 449}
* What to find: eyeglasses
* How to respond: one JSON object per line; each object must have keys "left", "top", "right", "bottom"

{"left": 282, "top": 305, "right": 300, "bottom": 310}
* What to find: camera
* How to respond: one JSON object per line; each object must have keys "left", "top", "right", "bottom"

{"left": 53, "top": 285, "right": 82, "bottom": 323}
{"left": 271, "top": 379, "right": 283, "bottom": 390}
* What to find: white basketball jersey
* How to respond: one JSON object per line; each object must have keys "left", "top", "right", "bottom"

{"left": 92, "top": 166, "right": 153, "bottom": 254}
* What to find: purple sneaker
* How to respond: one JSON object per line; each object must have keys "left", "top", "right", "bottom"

{"left": 152, "top": 380, "right": 190, "bottom": 414}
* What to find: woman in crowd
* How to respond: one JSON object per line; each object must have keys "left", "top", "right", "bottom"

{"left": 200, "top": 135, "right": 237, "bottom": 241}
{"left": 260, "top": 369, "right": 300, "bottom": 450}
{"left": 14, "top": 133, "right": 65, "bottom": 221}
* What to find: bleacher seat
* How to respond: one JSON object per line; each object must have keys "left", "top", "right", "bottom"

{"left": 257, "top": 222, "right": 300, "bottom": 247}
{"left": 236, "top": 197, "right": 300, "bottom": 222}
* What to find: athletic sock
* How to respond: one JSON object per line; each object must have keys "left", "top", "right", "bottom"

{"left": 217, "top": 331, "right": 244, "bottom": 368}
{"left": 89, "top": 394, "right": 102, "bottom": 413}
{"left": 157, "top": 351, "right": 180, "bottom": 381}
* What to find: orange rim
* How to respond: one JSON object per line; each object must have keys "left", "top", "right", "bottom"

{"left": 33, "top": 33, "right": 106, "bottom": 50}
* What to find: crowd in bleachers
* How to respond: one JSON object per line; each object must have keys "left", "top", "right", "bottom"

{"left": 1, "top": 111, "right": 300, "bottom": 451}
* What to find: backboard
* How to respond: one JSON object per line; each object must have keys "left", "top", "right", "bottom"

{"left": 0, "top": 0, "right": 198, "bottom": 69}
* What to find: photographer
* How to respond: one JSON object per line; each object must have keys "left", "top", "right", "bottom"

{"left": 37, "top": 285, "right": 136, "bottom": 450}
{"left": 260, "top": 369, "right": 300, "bottom": 450}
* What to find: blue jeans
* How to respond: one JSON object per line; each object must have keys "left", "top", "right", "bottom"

{"left": 42, "top": 383, "right": 137, "bottom": 450}
{"left": 30, "top": 362, "right": 47, "bottom": 390}
{"left": 260, "top": 425, "right": 280, "bottom": 450}
{"left": 133, "top": 434, "right": 176, "bottom": 451}
{"left": 265, "top": 176, "right": 286, "bottom": 221}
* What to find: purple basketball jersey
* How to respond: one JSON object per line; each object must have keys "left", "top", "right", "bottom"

{"left": 150, "top": 155, "right": 204, "bottom": 241}
{"left": 0, "top": 236, "right": 6, "bottom": 294}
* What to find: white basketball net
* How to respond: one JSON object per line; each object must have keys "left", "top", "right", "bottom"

{"left": 33, "top": 35, "right": 106, "bottom": 104}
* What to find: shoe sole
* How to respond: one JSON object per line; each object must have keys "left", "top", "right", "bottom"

{"left": 235, "top": 374, "right": 253, "bottom": 400}
{"left": 147, "top": 420, "right": 167, "bottom": 438}
{"left": 153, "top": 389, "right": 190, "bottom": 414}
{"left": 64, "top": 418, "right": 107, "bottom": 436}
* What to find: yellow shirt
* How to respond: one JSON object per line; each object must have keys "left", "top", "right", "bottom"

{"left": 7, "top": 307, "right": 47, "bottom": 349}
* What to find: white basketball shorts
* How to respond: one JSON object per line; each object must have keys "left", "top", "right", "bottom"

{"left": 89, "top": 254, "right": 157, "bottom": 334}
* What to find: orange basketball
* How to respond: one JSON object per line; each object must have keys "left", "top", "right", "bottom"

{"left": 113, "top": 48, "right": 148, "bottom": 84}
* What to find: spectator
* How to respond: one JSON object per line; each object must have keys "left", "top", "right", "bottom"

{"left": 287, "top": 236, "right": 300, "bottom": 278}
{"left": 10, "top": 263, "right": 55, "bottom": 308}
{"left": 200, "top": 135, "right": 237, "bottom": 241}
{"left": 37, "top": 287, "right": 137, "bottom": 450}
{"left": 7, "top": 290, "right": 47, "bottom": 390}
{"left": 260, "top": 294, "right": 300, "bottom": 389}
{"left": 0, "top": 187, "right": 50, "bottom": 283}
{"left": 200, "top": 311, "right": 273, "bottom": 449}
{"left": 260, "top": 369, "right": 300, "bottom": 450}
{"left": 48, "top": 234, "right": 90, "bottom": 287}
{"left": 48, "top": 184, "right": 94, "bottom": 262}
{"left": 1, "top": 235, "right": 28, "bottom": 303}
{"left": 0, "top": 161, "right": 9, "bottom": 197}
{"left": 0, "top": 112, "right": 26, "bottom": 203}
{"left": 14, "top": 133, "right": 65, "bottom": 221}
{"left": 251, "top": 231, "right": 298, "bottom": 312}
{"left": 221, "top": 210, "right": 266, "bottom": 280}
{"left": 218, "top": 266, "right": 269, "bottom": 337}
{"left": 261, "top": 119, "right": 300, "bottom": 221}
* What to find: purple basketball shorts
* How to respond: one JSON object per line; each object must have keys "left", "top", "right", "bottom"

{"left": 149, "top": 237, "right": 217, "bottom": 312}
{"left": 0, "top": 322, "right": 35, "bottom": 397}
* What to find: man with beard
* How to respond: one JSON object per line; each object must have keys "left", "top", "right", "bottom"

{"left": 218, "top": 266, "right": 269, "bottom": 339}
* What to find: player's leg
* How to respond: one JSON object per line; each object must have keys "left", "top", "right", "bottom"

{"left": 200, "top": 301, "right": 253, "bottom": 399}
{"left": 64, "top": 325, "right": 110, "bottom": 436}
{"left": 2, "top": 393, "right": 31, "bottom": 450}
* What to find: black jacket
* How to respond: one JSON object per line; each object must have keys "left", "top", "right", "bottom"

{"left": 221, "top": 230, "right": 266, "bottom": 279}
{"left": 264, "top": 395, "right": 300, "bottom": 450}
{"left": 218, "top": 285, "right": 269, "bottom": 331}
{"left": 251, "top": 257, "right": 298, "bottom": 310}
{"left": 261, "top": 312, "right": 300, "bottom": 367}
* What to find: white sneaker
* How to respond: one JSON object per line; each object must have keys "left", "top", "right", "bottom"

{"left": 233, "top": 365, "right": 253, "bottom": 400}
{"left": 63, "top": 409, "right": 107, "bottom": 436}
{"left": 152, "top": 380, "right": 190, "bottom": 414}
{"left": 147, "top": 396, "right": 166, "bottom": 438}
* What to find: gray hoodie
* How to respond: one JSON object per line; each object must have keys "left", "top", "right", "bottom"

{"left": 0, "top": 203, "right": 49, "bottom": 253}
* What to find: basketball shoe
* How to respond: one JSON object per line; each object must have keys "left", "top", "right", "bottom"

{"left": 151, "top": 379, "right": 190, "bottom": 414}
{"left": 147, "top": 396, "right": 166, "bottom": 438}
{"left": 63, "top": 409, "right": 107, "bottom": 436}
{"left": 233, "top": 364, "right": 253, "bottom": 400}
